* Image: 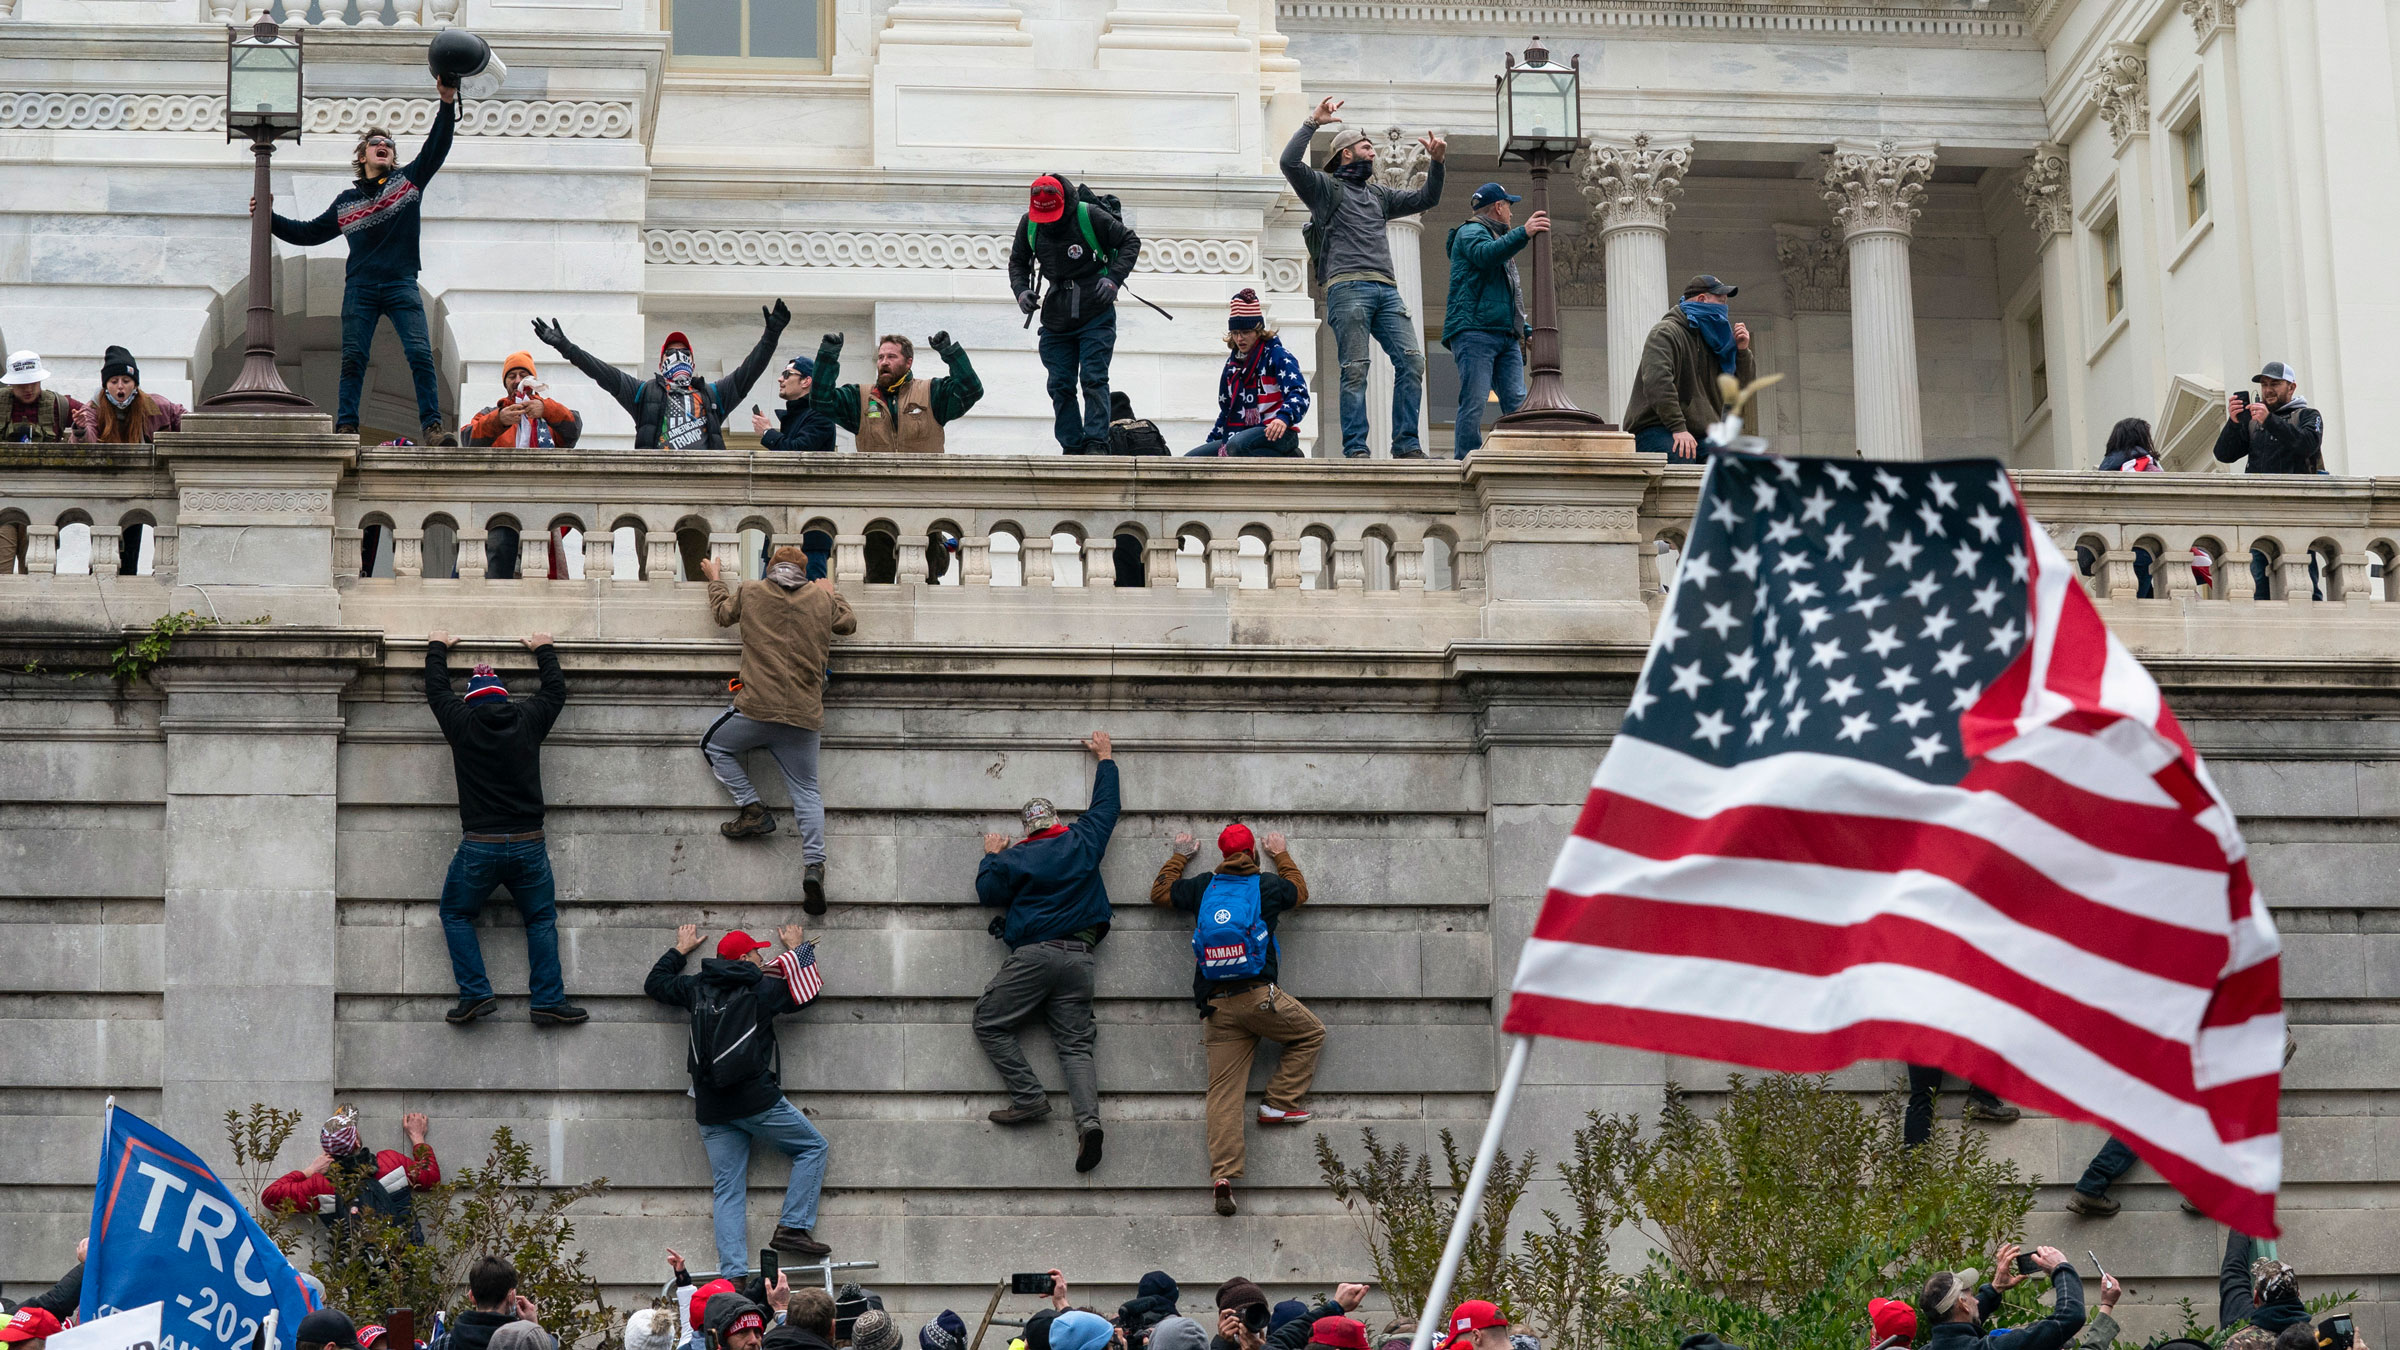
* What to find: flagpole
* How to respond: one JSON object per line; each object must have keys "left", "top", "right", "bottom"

{"left": 1408, "top": 1035, "right": 1535, "bottom": 1350}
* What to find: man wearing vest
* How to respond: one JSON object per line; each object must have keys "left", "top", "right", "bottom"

{"left": 1009, "top": 174, "right": 1142, "bottom": 455}
{"left": 645, "top": 922, "right": 833, "bottom": 1277}
{"left": 1150, "top": 823, "right": 1319, "bottom": 1217}
{"left": 534, "top": 307, "right": 788, "bottom": 450}
{"left": 3, "top": 351, "right": 88, "bottom": 443}
{"left": 811, "top": 332, "right": 984, "bottom": 453}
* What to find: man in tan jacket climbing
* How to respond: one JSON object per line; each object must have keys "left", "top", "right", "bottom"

{"left": 702, "top": 545, "right": 858, "bottom": 913}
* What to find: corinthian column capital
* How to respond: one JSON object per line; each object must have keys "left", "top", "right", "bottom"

{"left": 2086, "top": 44, "right": 2150, "bottom": 147}
{"left": 2017, "top": 142, "right": 2073, "bottom": 237}
{"left": 2180, "top": 0, "right": 2236, "bottom": 43}
{"left": 1821, "top": 139, "right": 1936, "bottom": 240}
{"left": 1369, "top": 128, "right": 1432, "bottom": 194}
{"left": 1576, "top": 133, "right": 1692, "bottom": 234}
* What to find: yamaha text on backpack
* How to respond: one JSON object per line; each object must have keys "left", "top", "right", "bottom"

{"left": 1193, "top": 871, "right": 1274, "bottom": 981}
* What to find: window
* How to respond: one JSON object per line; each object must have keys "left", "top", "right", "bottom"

{"left": 2097, "top": 216, "right": 2124, "bottom": 321}
{"left": 2025, "top": 306, "right": 2048, "bottom": 409}
{"left": 666, "top": 0, "right": 820, "bottom": 62}
{"left": 2179, "top": 118, "right": 2208, "bottom": 225}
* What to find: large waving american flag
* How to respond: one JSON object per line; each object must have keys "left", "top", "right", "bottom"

{"left": 1503, "top": 453, "right": 2285, "bottom": 1235}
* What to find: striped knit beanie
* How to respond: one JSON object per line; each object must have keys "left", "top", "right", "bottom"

{"left": 464, "top": 664, "right": 508, "bottom": 703}
{"left": 1228, "top": 288, "right": 1264, "bottom": 331}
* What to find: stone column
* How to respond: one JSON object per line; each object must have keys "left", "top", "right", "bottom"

{"left": 1822, "top": 140, "right": 1935, "bottom": 460}
{"left": 1578, "top": 134, "right": 1690, "bottom": 422}
{"left": 2182, "top": 0, "right": 2260, "bottom": 397}
{"left": 2016, "top": 144, "right": 2087, "bottom": 469}
{"left": 1366, "top": 130, "right": 1432, "bottom": 459}
{"left": 2087, "top": 47, "right": 2166, "bottom": 401}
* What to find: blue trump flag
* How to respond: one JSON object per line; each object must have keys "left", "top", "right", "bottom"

{"left": 82, "top": 1104, "right": 319, "bottom": 1350}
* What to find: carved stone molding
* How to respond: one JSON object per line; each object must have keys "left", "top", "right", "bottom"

{"left": 0, "top": 92, "right": 637, "bottom": 138}
{"left": 1275, "top": 0, "right": 2028, "bottom": 39}
{"left": 1491, "top": 505, "right": 1636, "bottom": 531}
{"left": 2180, "top": 0, "right": 2236, "bottom": 43}
{"left": 2017, "top": 143, "right": 2072, "bottom": 237}
{"left": 181, "top": 488, "right": 333, "bottom": 514}
{"left": 1821, "top": 139, "right": 1936, "bottom": 239}
{"left": 2086, "top": 45, "right": 2149, "bottom": 146}
{"left": 0, "top": 92, "right": 224, "bottom": 131}
{"left": 1554, "top": 222, "right": 1606, "bottom": 308}
{"left": 646, "top": 229, "right": 1260, "bottom": 275}
{"left": 1369, "top": 127, "right": 1432, "bottom": 196}
{"left": 1262, "top": 256, "right": 1307, "bottom": 293}
{"left": 1577, "top": 133, "right": 1691, "bottom": 234}
{"left": 1774, "top": 223, "right": 1850, "bottom": 312}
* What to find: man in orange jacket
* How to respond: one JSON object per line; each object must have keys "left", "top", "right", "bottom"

{"left": 467, "top": 352, "right": 582, "bottom": 448}
{"left": 263, "top": 1107, "right": 442, "bottom": 1245}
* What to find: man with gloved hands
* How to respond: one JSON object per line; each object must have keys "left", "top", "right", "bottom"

{"left": 1009, "top": 174, "right": 1141, "bottom": 454}
{"left": 530, "top": 302, "right": 790, "bottom": 449}
{"left": 811, "top": 331, "right": 984, "bottom": 454}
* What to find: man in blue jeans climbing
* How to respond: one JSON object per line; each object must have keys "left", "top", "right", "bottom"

{"left": 1279, "top": 96, "right": 1445, "bottom": 458}
{"left": 1442, "top": 182, "right": 1546, "bottom": 458}
{"left": 646, "top": 921, "right": 834, "bottom": 1274}
{"left": 260, "top": 71, "right": 458, "bottom": 443}
{"left": 424, "top": 630, "right": 585, "bottom": 1027}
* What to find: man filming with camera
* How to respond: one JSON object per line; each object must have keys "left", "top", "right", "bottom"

{"left": 2213, "top": 361, "right": 2324, "bottom": 474}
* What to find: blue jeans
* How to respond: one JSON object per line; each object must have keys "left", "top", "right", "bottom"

{"left": 1633, "top": 425, "right": 1683, "bottom": 458}
{"left": 1038, "top": 310, "right": 1116, "bottom": 451}
{"left": 2076, "top": 1135, "right": 2139, "bottom": 1197}
{"left": 437, "top": 838, "right": 565, "bottom": 1007}
{"left": 338, "top": 276, "right": 443, "bottom": 432}
{"left": 1450, "top": 330, "right": 1526, "bottom": 457}
{"left": 701, "top": 1099, "right": 829, "bottom": 1278}
{"left": 1184, "top": 425, "right": 1300, "bottom": 457}
{"left": 1326, "top": 280, "right": 1424, "bottom": 456}
{"left": 2248, "top": 549, "right": 2322, "bottom": 600}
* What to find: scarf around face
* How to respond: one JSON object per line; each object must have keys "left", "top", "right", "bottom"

{"left": 1334, "top": 160, "right": 1373, "bottom": 185}
{"left": 660, "top": 350, "right": 695, "bottom": 391}
{"left": 1679, "top": 299, "right": 1738, "bottom": 375}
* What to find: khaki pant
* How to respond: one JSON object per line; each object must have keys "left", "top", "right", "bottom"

{"left": 1203, "top": 985, "right": 1325, "bottom": 1181}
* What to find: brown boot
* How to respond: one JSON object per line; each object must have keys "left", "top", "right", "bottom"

{"left": 771, "top": 1226, "right": 830, "bottom": 1258}
{"left": 721, "top": 803, "right": 775, "bottom": 839}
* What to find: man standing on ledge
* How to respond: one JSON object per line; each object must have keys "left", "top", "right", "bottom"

{"left": 424, "top": 630, "right": 585, "bottom": 1027}
{"left": 1622, "top": 275, "right": 1755, "bottom": 460}
{"left": 1009, "top": 174, "right": 1142, "bottom": 455}
{"left": 974, "top": 732, "right": 1119, "bottom": 1173}
{"left": 258, "top": 73, "right": 457, "bottom": 444}
{"left": 812, "top": 332, "right": 984, "bottom": 453}
{"left": 1279, "top": 96, "right": 1445, "bottom": 459}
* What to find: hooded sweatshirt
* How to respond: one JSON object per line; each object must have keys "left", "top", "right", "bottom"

{"left": 644, "top": 945, "right": 823, "bottom": 1123}
{"left": 424, "top": 641, "right": 568, "bottom": 834}
{"left": 1117, "top": 1273, "right": 1182, "bottom": 1341}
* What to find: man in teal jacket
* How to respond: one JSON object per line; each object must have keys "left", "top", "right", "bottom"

{"left": 1442, "top": 183, "right": 1548, "bottom": 458}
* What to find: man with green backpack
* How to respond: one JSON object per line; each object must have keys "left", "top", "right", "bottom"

{"left": 1009, "top": 174, "right": 1142, "bottom": 454}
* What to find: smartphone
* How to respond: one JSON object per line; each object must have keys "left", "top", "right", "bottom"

{"left": 753, "top": 405, "right": 764, "bottom": 416}
{"left": 1011, "top": 1273, "right": 1056, "bottom": 1297}
{"left": 2322, "top": 1316, "right": 2354, "bottom": 1350}
{"left": 761, "top": 1249, "right": 780, "bottom": 1286}
{"left": 2085, "top": 1252, "right": 2107, "bottom": 1279}
{"left": 2015, "top": 1253, "right": 2041, "bottom": 1276}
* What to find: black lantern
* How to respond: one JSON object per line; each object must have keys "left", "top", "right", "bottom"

{"left": 1490, "top": 39, "right": 1611, "bottom": 432}
{"left": 205, "top": 17, "right": 314, "bottom": 411}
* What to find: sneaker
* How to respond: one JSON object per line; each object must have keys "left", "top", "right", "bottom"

{"left": 1213, "top": 1179, "right": 1237, "bottom": 1217}
{"left": 1257, "top": 1105, "right": 1312, "bottom": 1126}
{"left": 771, "top": 1226, "right": 830, "bottom": 1258}
{"left": 803, "top": 862, "right": 827, "bottom": 916}
{"left": 988, "top": 1102, "right": 1051, "bottom": 1126}
{"left": 530, "top": 1003, "right": 589, "bottom": 1027}
{"left": 721, "top": 803, "right": 775, "bottom": 839}
{"left": 334, "top": 424, "right": 361, "bottom": 437}
{"left": 445, "top": 995, "right": 498, "bottom": 1026}
{"left": 1963, "top": 1096, "right": 2021, "bottom": 1124}
{"left": 1391, "top": 449, "right": 1429, "bottom": 460}
{"left": 1075, "top": 1126, "right": 1104, "bottom": 1173}
{"left": 2065, "top": 1191, "right": 2120, "bottom": 1219}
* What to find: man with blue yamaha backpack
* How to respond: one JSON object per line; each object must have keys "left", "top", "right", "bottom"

{"left": 1150, "top": 822, "right": 1319, "bottom": 1217}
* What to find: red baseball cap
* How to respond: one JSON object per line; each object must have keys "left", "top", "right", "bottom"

{"left": 1309, "top": 1319, "right": 1368, "bottom": 1350}
{"left": 1443, "top": 1302, "right": 1507, "bottom": 1348}
{"left": 1, "top": 1309, "right": 64, "bottom": 1344}
{"left": 1029, "top": 175, "right": 1067, "bottom": 224}
{"left": 726, "top": 1311, "right": 767, "bottom": 1339}
{"left": 717, "top": 932, "right": 772, "bottom": 959}
{"left": 1218, "top": 823, "right": 1256, "bottom": 855}
{"left": 1869, "top": 1298, "right": 1917, "bottom": 1346}
{"left": 693, "top": 1279, "right": 737, "bottom": 1306}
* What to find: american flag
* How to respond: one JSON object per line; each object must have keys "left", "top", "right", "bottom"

{"left": 771, "top": 942, "right": 823, "bottom": 1006}
{"left": 1503, "top": 452, "right": 2286, "bottom": 1235}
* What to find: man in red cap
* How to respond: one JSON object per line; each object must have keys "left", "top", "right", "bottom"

{"left": 646, "top": 920, "right": 833, "bottom": 1276}
{"left": 1868, "top": 1298, "right": 1917, "bottom": 1350}
{"left": 531, "top": 304, "right": 788, "bottom": 449}
{"left": 0, "top": 1307, "right": 63, "bottom": 1350}
{"left": 1150, "top": 821, "right": 1319, "bottom": 1215}
{"left": 1007, "top": 173, "right": 1141, "bottom": 454}
{"left": 1442, "top": 1303, "right": 1507, "bottom": 1350}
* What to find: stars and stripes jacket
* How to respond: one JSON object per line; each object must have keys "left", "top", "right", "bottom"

{"left": 1207, "top": 334, "right": 1310, "bottom": 442}
{"left": 271, "top": 100, "right": 456, "bottom": 285}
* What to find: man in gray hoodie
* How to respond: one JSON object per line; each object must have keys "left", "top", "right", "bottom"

{"left": 1279, "top": 95, "right": 1445, "bottom": 458}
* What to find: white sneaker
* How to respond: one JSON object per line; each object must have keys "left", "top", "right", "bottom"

{"left": 1257, "top": 1105, "right": 1312, "bottom": 1125}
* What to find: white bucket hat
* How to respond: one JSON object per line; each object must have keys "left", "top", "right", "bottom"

{"left": 4, "top": 350, "right": 51, "bottom": 386}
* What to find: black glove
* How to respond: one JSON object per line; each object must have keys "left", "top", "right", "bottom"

{"left": 531, "top": 317, "right": 566, "bottom": 348}
{"left": 1094, "top": 278, "right": 1119, "bottom": 304}
{"left": 1017, "top": 290, "right": 1038, "bottom": 315}
{"left": 820, "top": 331, "right": 844, "bottom": 351}
{"left": 763, "top": 299, "right": 791, "bottom": 331}
{"left": 928, "top": 331, "right": 952, "bottom": 352}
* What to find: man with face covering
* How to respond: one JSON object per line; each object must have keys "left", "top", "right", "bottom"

{"left": 263, "top": 1107, "right": 442, "bottom": 1245}
{"left": 973, "top": 732, "right": 1119, "bottom": 1173}
{"left": 1622, "top": 275, "right": 1756, "bottom": 460}
{"left": 531, "top": 306, "right": 789, "bottom": 449}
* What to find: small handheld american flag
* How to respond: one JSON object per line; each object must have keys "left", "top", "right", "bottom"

{"left": 770, "top": 941, "right": 823, "bottom": 1007}
{"left": 1503, "top": 451, "right": 2285, "bottom": 1235}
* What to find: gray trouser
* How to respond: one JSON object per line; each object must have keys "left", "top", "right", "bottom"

{"left": 701, "top": 709, "right": 826, "bottom": 864}
{"left": 973, "top": 940, "right": 1100, "bottom": 1131}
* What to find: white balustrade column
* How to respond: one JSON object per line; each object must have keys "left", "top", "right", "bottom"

{"left": 1580, "top": 135, "right": 1690, "bottom": 422}
{"left": 1365, "top": 131, "right": 1432, "bottom": 458}
{"left": 1824, "top": 140, "right": 1935, "bottom": 460}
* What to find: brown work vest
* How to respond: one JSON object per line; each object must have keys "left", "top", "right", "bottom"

{"left": 854, "top": 376, "right": 945, "bottom": 454}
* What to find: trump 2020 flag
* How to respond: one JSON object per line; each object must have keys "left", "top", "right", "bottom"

{"left": 82, "top": 1104, "right": 319, "bottom": 1349}
{"left": 1503, "top": 453, "right": 2286, "bottom": 1235}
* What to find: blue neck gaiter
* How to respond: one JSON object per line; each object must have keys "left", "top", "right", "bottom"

{"left": 1679, "top": 299, "right": 1738, "bottom": 375}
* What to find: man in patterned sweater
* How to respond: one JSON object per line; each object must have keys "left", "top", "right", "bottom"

{"left": 1186, "top": 290, "right": 1311, "bottom": 457}
{"left": 258, "top": 73, "right": 457, "bottom": 443}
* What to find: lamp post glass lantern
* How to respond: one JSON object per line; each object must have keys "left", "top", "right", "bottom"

{"left": 206, "top": 17, "right": 315, "bottom": 410}
{"left": 1492, "top": 39, "right": 1610, "bottom": 431}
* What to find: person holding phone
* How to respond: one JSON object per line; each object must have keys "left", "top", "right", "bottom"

{"left": 2218, "top": 1234, "right": 2309, "bottom": 1350}
{"left": 448, "top": 1256, "right": 555, "bottom": 1350}
{"left": 1918, "top": 1244, "right": 2085, "bottom": 1350}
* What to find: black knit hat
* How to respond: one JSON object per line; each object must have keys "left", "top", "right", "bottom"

{"left": 101, "top": 345, "right": 138, "bottom": 385}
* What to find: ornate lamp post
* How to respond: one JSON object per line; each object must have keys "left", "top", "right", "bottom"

{"left": 203, "top": 18, "right": 315, "bottom": 411}
{"left": 1492, "top": 39, "right": 1611, "bottom": 431}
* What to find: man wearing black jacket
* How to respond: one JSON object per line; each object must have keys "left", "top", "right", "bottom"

{"left": 2213, "top": 361, "right": 2324, "bottom": 474}
{"left": 424, "top": 632, "right": 583, "bottom": 1028}
{"left": 645, "top": 921, "right": 833, "bottom": 1279}
{"left": 751, "top": 357, "right": 834, "bottom": 453}
{"left": 1920, "top": 1243, "right": 2085, "bottom": 1350}
{"left": 531, "top": 305, "right": 789, "bottom": 449}
{"left": 2217, "top": 1233, "right": 2309, "bottom": 1350}
{"left": 1008, "top": 175, "right": 1141, "bottom": 454}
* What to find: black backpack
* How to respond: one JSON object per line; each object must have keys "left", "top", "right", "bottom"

{"left": 1108, "top": 419, "right": 1169, "bottom": 456}
{"left": 687, "top": 980, "right": 777, "bottom": 1088}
